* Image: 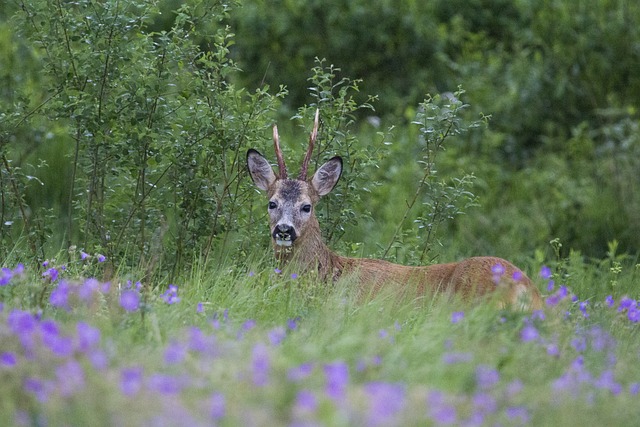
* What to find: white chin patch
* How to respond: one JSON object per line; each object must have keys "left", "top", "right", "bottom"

{"left": 275, "top": 239, "right": 293, "bottom": 247}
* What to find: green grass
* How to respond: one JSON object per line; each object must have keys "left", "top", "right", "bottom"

{"left": 1, "top": 253, "right": 639, "bottom": 426}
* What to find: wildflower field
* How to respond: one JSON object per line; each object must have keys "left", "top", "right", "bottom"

{"left": 2, "top": 0, "right": 640, "bottom": 425}
{"left": 1, "top": 254, "right": 639, "bottom": 426}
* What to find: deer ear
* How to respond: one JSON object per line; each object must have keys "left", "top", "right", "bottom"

{"left": 247, "top": 149, "right": 277, "bottom": 191}
{"left": 311, "top": 156, "right": 342, "bottom": 196}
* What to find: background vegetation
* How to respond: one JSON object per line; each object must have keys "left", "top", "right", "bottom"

{"left": 1, "top": 1, "right": 640, "bottom": 425}
{"left": 2, "top": 0, "right": 639, "bottom": 275}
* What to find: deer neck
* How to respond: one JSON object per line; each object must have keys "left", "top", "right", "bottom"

{"left": 273, "top": 217, "right": 338, "bottom": 279}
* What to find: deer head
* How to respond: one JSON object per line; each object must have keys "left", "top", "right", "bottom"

{"left": 247, "top": 110, "right": 342, "bottom": 254}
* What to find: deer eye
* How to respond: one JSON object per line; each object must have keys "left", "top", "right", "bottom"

{"left": 268, "top": 201, "right": 277, "bottom": 210}
{"left": 301, "top": 204, "right": 312, "bottom": 213}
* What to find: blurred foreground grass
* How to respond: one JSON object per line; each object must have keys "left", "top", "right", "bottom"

{"left": 1, "top": 252, "right": 639, "bottom": 426}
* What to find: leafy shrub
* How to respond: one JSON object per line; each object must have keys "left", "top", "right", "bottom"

{"left": 1, "top": 0, "right": 282, "bottom": 273}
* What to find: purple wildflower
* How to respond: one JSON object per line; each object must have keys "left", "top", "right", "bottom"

{"left": 240, "top": 319, "right": 256, "bottom": 333}
{"left": 0, "top": 267, "right": 12, "bottom": 286}
{"left": 293, "top": 390, "right": 317, "bottom": 414}
{"left": 595, "top": 370, "right": 622, "bottom": 395}
{"left": 0, "top": 352, "right": 17, "bottom": 367}
{"left": 506, "top": 406, "right": 530, "bottom": 423}
{"left": 24, "top": 378, "right": 50, "bottom": 402}
{"left": 618, "top": 296, "right": 636, "bottom": 311}
{"left": 539, "top": 265, "right": 552, "bottom": 280}
{"left": 547, "top": 343, "right": 560, "bottom": 357}
{"left": 87, "top": 350, "right": 108, "bottom": 371}
{"left": 96, "top": 254, "right": 106, "bottom": 263}
{"left": 164, "top": 340, "right": 187, "bottom": 365}
{"left": 491, "top": 263, "right": 505, "bottom": 284}
{"left": 520, "top": 323, "right": 539, "bottom": 342}
{"left": 43, "top": 267, "right": 59, "bottom": 282}
{"left": 274, "top": 268, "right": 282, "bottom": 274}
{"left": 8, "top": 309, "right": 38, "bottom": 334}
{"left": 268, "top": 326, "right": 287, "bottom": 346}
{"left": 472, "top": 392, "right": 497, "bottom": 415}
{"left": 629, "top": 383, "right": 640, "bottom": 395}
{"left": 42, "top": 322, "right": 74, "bottom": 358}
{"left": 101, "top": 281, "right": 111, "bottom": 293}
{"left": 605, "top": 295, "right": 615, "bottom": 307}
{"left": 78, "top": 278, "right": 99, "bottom": 302}
{"left": 288, "top": 363, "right": 314, "bottom": 382}
{"left": 628, "top": 307, "right": 640, "bottom": 323}
{"left": 364, "top": 382, "right": 406, "bottom": 426}
{"left": 475, "top": 365, "right": 500, "bottom": 390}
{"left": 49, "top": 281, "right": 71, "bottom": 310}
{"left": 451, "top": 311, "right": 465, "bottom": 324}
{"left": 492, "top": 263, "right": 505, "bottom": 276}
{"left": 209, "top": 393, "right": 226, "bottom": 420}
{"left": 120, "top": 290, "right": 140, "bottom": 312}
{"left": 291, "top": 273, "right": 298, "bottom": 279}
{"left": 532, "top": 309, "right": 546, "bottom": 321}
{"left": 120, "top": 367, "right": 143, "bottom": 396}
{"left": 40, "top": 318, "right": 59, "bottom": 336}
{"left": 55, "top": 360, "right": 85, "bottom": 397}
{"left": 545, "top": 294, "right": 560, "bottom": 307}
{"left": 546, "top": 279, "right": 555, "bottom": 292}
{"left": 196, "top": 302, "right": 204, "bottom": 313}
{"left": 427, "top": 391, "right": 457, "bottom": 425}
{"left": 558, "top": 286, "right": 569, "bottom": 298}
{"left": 588, "top": 326, "right": 615, "bottom": 352}
{"left": 252, "top": 344, "right": 270, "bottom": 387}
{"left": 13, "top": 263, "right": 24, "bottom": 275}
{"left": 188, "top": 327, "right": 216, "bottom": 354}
{"left": 571, "top": 336, "right": 587, "bottom": 353}
{"left": 324, "top": 361, "right": 349, "bottom": 400}
{"left": 161, "top": 284, "right": 180, "bottom": 304}
{"left": 80, "top": 251, "right": 89, "bottom": 261}
{"left": 146, "top": 373, "right": 185, "bottom": 394}
{"left": 287, "top": 317, "right": 300, "bottom": 330}
{"left": 572, "top": 355, "right": 585, "bottom": 369}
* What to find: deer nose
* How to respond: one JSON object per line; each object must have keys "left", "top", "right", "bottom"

{"left": 273, "top": 224, "right": 297, "bottom": 246}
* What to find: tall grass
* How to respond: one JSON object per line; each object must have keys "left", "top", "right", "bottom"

{"left": 1, "top": 252, "right": 639, "bottom": 426}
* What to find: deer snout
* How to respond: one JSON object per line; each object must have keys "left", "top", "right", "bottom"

{"left": 273, "top": 224, "right": 297, "bottom": 247}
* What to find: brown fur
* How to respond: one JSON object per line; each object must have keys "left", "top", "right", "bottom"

{"left": 247, "top": 124, "right": 543, "bottom": 310}
{"left": 274, "top": 210, "right": 542, "bottom": 310}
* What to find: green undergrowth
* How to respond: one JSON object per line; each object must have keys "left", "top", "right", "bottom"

{"left": 1, "top": 252, "right": 639, "bottom": 426}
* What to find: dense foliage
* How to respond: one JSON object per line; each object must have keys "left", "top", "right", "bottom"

{"left": 1, "top": 1, "right": 640, "bottom": 425}
{"left": 2, "top": 0, "right": 639, "bottom": 268}
{"left": 229, "top": 0, "right": 640, "bottom": 259}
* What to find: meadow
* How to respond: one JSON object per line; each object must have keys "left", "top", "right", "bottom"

{"left": 2, "top": 1, "right": 640, "bottom": 425}
{"left": 1, "top": 252, "right": 639, "bottom": 426}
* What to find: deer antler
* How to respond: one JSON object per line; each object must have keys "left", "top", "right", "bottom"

{"left": 299, "top": 109, "right": 320, "bottom": 180}
{"left": 273, "top": 124, "right": 288, "bottom": 179}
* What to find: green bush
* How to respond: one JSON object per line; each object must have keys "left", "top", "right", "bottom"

{"left": 1, "top": 0, "right": 282, "bottom": 273}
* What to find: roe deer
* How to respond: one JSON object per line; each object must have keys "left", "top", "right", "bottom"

{"left": 247, "top": 110, "right": 543, "bottom": 310}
